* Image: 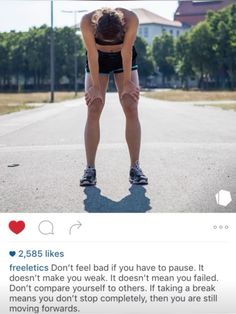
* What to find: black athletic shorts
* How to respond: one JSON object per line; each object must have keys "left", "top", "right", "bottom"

{"left": 85, "top": 46, "right": 138, "bottom": 75}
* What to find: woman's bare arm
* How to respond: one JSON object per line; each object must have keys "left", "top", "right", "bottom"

{"left": 121, "top": 12, "right": 139, "bottom": 86}
{"left": 80, "top": 14, "right": 100, "bottom": 88}
{"left": 80, "top": 14, "right": 103, "bottom": 105}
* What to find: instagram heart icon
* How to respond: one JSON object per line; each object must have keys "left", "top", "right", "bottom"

{"left": 9, "top": 220, "right": 25, "bottom": 234}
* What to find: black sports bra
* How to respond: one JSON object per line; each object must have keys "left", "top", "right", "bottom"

{"left": 95, "top": 37, "right": 124, "bottom": 46}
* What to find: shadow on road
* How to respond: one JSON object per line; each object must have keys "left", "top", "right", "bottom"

{"left": 83, "top": 185, "right": 151, "bottom": 213}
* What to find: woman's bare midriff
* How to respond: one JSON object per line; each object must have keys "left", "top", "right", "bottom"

{"left": 95, "top": 43, "right": 123, "bottom": 53}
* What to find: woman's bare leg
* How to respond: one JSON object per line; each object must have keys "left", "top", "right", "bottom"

{"left": 84, "top": 73, "right": 109, "bottom": 167}
{"left": 114, "top": 70, "right": 141, "bottom": 167}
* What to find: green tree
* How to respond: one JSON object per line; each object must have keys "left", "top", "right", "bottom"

{"left": 54, "top": 27, "right": 85, "bottom": 88}
{"left": 0, "top": 25, "right": 86, "bottom": 91}
{"left": 23, "top": 25, "right": 50, "bottom": 89}
{"left": 175, "top": 32, "right": 195, "bottom": 89}
{"left": 228, "top": 4, "right": 236, "bottom": 88}
{"left": 186, "top": 3, "right": 236, "bottom": 89}
{"left": 207, "top": 4, "right": 236, "bottom": 88}
{"left": 152, "top": 33, "right": 175, "bottom": 85}
{"left": 6, "top": 31, "right": 27, "bottom": 90}
{"left": 189, "top": 21, "right": 215, "bottom": 89}
{"left": 0, "top": 33, "right": 9, "bottom": 88}
{"left": 134, "top": 36, "right": 154, "bottom": 82}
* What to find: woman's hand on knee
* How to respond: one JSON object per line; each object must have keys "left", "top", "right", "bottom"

{"left": 121, "top": 80, "right": 140, "bottom": 102}
{"left": 85, "top": 86, "right": 103, "bottom": 106}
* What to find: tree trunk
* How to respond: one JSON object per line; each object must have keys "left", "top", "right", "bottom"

{"left": 162, "top": 75, "right": 165, "bottom": 87}
{"left": 198, "top": 72, "right": 203, "bottom": 90}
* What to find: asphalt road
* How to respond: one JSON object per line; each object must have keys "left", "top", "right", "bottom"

{"left": 0, "top": 93, "right": 235, "bottom": 212}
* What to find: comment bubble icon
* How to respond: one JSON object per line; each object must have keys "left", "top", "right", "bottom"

{"left": 38, "top": 220, "right": 54, "bottom": 235}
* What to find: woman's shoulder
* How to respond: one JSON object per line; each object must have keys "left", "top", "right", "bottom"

{"left": 81, "top": 11, "right": 95, "bottom": 23}
{"left": 80, "top": 11, "right": 97, "bottom": 31}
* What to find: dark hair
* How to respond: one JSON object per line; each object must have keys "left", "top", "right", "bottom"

{"left": 92, "top": 8, "right": 125, "bottom": 41}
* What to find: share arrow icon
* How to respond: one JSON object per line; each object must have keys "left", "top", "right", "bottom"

{"left": 69, "top": 221, "right": 82, "bottom": 235}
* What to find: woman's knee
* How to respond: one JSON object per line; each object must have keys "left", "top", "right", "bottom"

{"left": 87, "top": 98, "right": 104, "bottom": 119}
{"left": 120, "top": 95, "right": 138, "bottom": 118}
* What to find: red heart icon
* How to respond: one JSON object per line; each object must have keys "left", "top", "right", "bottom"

{"left": 9, "top": 220, "right": 25, "bottom": 234}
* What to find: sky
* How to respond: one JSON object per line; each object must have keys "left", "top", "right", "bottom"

{"left": 0, "top": 1, "right": 178, "bottom": 32}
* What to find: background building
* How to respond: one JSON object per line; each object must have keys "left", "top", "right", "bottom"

{"left": 174, "top": 0, "right": 235, "bottom": 26}
{"left": 133, "top": 8, "right": 187, "bottom": 45}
